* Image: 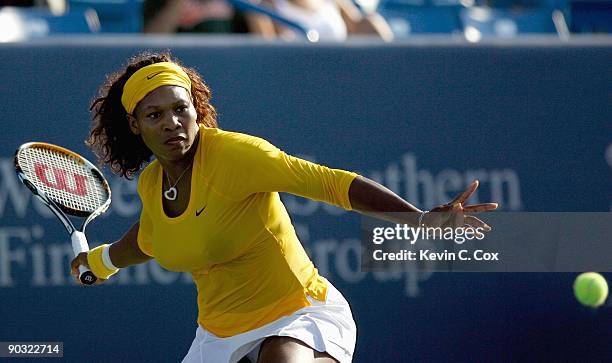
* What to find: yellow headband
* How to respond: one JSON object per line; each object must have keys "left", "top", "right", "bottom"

{"left": 121, "top": 62, "right": 192, "bottom": 114}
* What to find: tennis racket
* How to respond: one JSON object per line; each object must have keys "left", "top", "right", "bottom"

{"left": 14, "top": 142, "right": 112, "bottom": 285}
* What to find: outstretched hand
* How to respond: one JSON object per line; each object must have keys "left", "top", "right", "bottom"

{"left": 423, "top": 180, "right": 498, "bottom": 231}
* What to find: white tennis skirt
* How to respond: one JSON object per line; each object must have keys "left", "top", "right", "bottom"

{"left": 180, "top": 282, "right": 356, "bottom": 363}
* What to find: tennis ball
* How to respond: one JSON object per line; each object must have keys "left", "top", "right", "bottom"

{"left": 573, "top": 272, "right": 608, "bottom": 307}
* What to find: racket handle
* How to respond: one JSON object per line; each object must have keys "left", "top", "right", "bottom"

{"left": 71, "top": 231, "right": 97, "bottom": 285}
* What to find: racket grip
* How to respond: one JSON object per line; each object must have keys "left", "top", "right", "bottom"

{"left": 71, "top": 231, "right": 97, "bottom": 285}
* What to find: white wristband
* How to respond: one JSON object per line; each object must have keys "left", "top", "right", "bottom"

{"left": 418, "top": 210, "right": 429, "bottom": 226}
{"left": 101, "top": 244, "right": 118, "bottom": 270}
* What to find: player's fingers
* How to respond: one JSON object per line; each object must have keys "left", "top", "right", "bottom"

{"left": 453, "top": 208, "right": 465, "bottom": 228}
{"left": 465, "top": 215, "right": 491, "bottom": 231}
{"left": 70, "top": 252, "right": 89, "bottom": 280}
{"left": 462, "top": 203, "right": 499, "bottom": 213}
{"left": 70, "top": 256, "right": 81, "bottom": 275}
{"left": 448, "top": 180, "right": 479, "bottom": 205}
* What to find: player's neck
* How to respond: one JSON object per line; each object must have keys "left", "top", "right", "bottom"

{"left": 159, "top": 133, "right": 200, "bottom": 181}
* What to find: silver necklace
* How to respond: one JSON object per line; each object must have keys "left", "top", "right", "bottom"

{"left": 163, "top": 164, "right": 192, "bottom": 201}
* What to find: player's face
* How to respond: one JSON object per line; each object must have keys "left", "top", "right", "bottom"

{"left": 128, "top": 85, "right": 199, "bottom": 163}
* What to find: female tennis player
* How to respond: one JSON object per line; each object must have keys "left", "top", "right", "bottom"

{"left": 70, "top": 52, "right": 498, "bottom": 363}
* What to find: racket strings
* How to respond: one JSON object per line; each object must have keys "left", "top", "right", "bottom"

{"left": 17, "top": 147, "right": 110, "bottom": 213}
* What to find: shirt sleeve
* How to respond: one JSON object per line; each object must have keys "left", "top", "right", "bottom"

{"left": 217, "top": 134, "right": 359, "bottom": 210}
{"left": 136, "top": 168, "right": 155, "bottom": 257}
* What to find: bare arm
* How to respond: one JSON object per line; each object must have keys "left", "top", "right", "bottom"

{"left": 335, "top": 0, "right": 394, "bottom": 42}
{"left": 348, "top": 176, "right": 498, "bottom": 229}
{"left": 348, "top": 175, "right": 423, "bottom": 226}
{"left": 108, "top": 222, "right": 153, "bottom": 268}
{"left": 70, "top": 222, "right": 152, "bottom": 283}
{"left": 245, "top": 13, "right": 278, "bottom": 39}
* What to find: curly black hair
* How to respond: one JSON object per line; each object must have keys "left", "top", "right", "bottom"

{"left": 87, "top": 51, "right": 218, "bottom": 179}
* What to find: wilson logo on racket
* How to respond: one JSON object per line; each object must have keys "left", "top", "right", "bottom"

{"left": 15, "top": 141, "right": 112, "bottom": 286}
{"left": 34, "top": 163, "right": 88, "bottom": 196}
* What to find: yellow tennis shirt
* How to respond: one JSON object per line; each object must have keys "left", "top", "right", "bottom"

{"left": 137, "top": 125, "right": 358, "bottom": 337}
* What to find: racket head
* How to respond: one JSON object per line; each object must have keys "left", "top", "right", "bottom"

{"left": 14, "top": 142, "right": 111, "bottom": 218}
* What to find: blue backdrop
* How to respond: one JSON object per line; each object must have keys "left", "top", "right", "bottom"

{"left": 0, "top": 38, "right": 611, "bottom": 362}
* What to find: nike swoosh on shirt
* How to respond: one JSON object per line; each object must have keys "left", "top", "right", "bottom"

{"left": 147, "top": 71, "right": 164, "bottom": 80}
{"left": 196, "top": 205, "right": 207, "bottom": 216}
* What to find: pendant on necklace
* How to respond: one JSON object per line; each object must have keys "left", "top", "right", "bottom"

{"left": 164, "top": 187, "right": 178, "bottom": 201}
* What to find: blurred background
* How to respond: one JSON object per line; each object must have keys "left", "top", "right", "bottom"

{"left": 0, "top": 0, "right": 611, "bottom": 40}
{"left": 0, "top": 0, "right": 611, "bottom": 362}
